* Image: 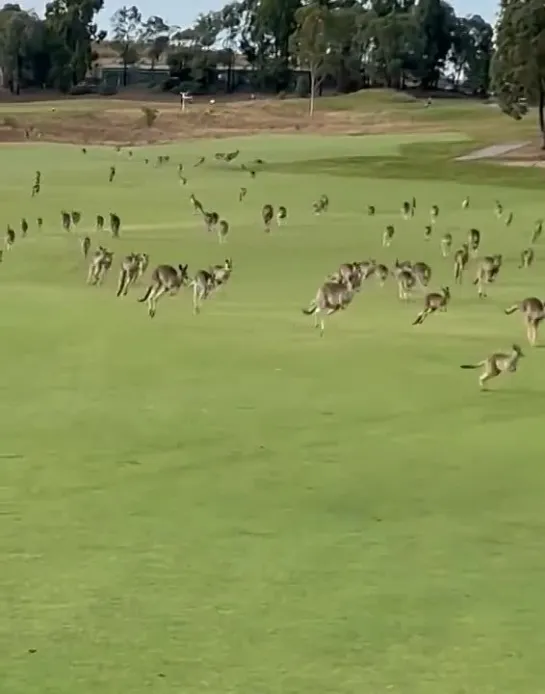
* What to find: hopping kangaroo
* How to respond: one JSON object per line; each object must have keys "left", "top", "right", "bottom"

{"left": 192, "top": 259, "right": 233, "bottom": 315}
{"left": 5, "top": 226, "right": 15, "bottom": 249}
{"left": 468, "top": 228, "right": 481, "bottom": 256}
{"left": 440, "top": 232, "right": 452, "bottom": 257}
{"left": 393, "top": 260, "right": 415, "bottom": 300}
{"left": 460, "top": 344, "right": 524, "bottom": 390}
{"left": 453, "top": 243, "right": 469, "bottom": 284}
{"left": 412, "top": 286, "right": 450, "bottom": 325}
{"left": 505, "top": 297, "right": 545, "bottom": 346}
{"left": 473, "top": 254, "right": 503, "bottom": 298}
{"left": 138, "top": 263, "right": 189, "bottom": 318}
{"left": 87, "top": 246, "right": 113, "bottom": 286}
{"left": 302, "top": 277, "right": 355, "bottom": 336}
{"left": 191, "top": 269, "right": 217, "bottom": 315}
{"left": 374, "top": 263, "right": 389, "bottom": 286}
{"left": 412, "top": 261, "right": 432, "bottom": 288}
{"left": 519, "top": 248, "right": 534, "bottom": 268}
{"left": 209, "top": 258, "right": 233, "bottom": 287}
{"left": 116, "top": 253, "right": 141, "bottom": 297}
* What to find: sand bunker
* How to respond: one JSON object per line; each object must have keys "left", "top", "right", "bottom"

{"left": 456, "top": 142, "right": 530, "bottom": 161}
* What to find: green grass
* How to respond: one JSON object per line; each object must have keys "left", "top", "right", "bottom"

{"left": 2, "top": 131, "right": 545, "bottom": 694}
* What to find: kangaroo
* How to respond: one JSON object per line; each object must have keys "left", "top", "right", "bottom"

{"left": 21, "top": 218, "right": 28, "bottom": 237}
{"left": 430, "top": 204, "right": 439, "bottom": 222}
{"left": 394, "top": 266, "right": 416, "bottom": 300}
{"left": 239, "top": 187, "right": 247, "bottom": 202}
{"left": 412, "top": 286, "right": 450, "bottom": 325}
{"left": 531, "top": 220, "right": 543, "bottom": 245}
{"left": 209, "top": 258, "right": 232, "bottom": 287}
{"left": 218, "top": 220, "right": 229, "bottom": 243}
{"left": 367, "top": 205, "right": 375, "bottom": 216}
{"left": 374, "top": 263, "right": 389, "bottom": 286}
{"left": 332, "top": 262, "right": 367, "bottom": 289}
{"left": 519, "top": 248, "right": 534, "bottom": 269}
{"left": 136, "top": 252, "right": 149, "bottom": 280}
{"left": 462, "top": 196, "right": 470, "bottom": 209}
{"left": 424, "top": 225, "right": 432, "bottom": 241}
{"left": 202, "top": 211, "right": 218, "bottom": 233}
{"left": 460, "top": 344, "right": 524, "bottom": 390}
{"left": 61, "top": 211, "right": 71, "bottom": 231}
{"left": 224, "top": 149, "right": 240, "bottom": 162}
{"left": 401, "top": 201, "right": 411, "bottom": 220}
{"left": 473, "top": 254, "right": 502, "bottom": 298}
{"left": 116, "top": 253, "right": 141, "bottom": 297}
{"left": 96, "top": 215, "right": 104, "bottom": 231}
{"left": 383, "top": 225, "right": 395, "bottom": 247}
{"left": 412, "top": 261, "right": 432, "bottom": 288}
{"left": 505, "top": 211, "right": 513, "bottom": 227}
{"left": 495, "top": 200, "right": 503, "bottom": 218}
{"left": 138, "top": 263, "right": 190, "bottom": 318}
{"left": 87, "top": 246, "right": 113, "bottom": 286}
{"left": 191, "top": 269, "right": 217, "bottom": 315}
{"left": 110, "top": 213, "right": 121, "bottom": 238}
{"left": 5, "top": 226, "right": 15, "bottom": 249}
{"left": 262, "top": 204, "right": 274, "bottom": 232}
{"left": 505, "top": 297, "right": 545, "bottom": 346}
{"left": 440, "top": 232, "right": 452, "bottom": 257}
{"left": 318, "top": 194, "right": 329, "bottom": 212}
{"left": 302, "top": 277, "right": 355, "bottom": 337}
{"left": 277, "top": 206, "right": 287, "bottom": 225}
{"left": 453, "top": 243, "right": 469, "bottom": 284}
{"left": 190, "top": 194, "right": 204, "bottom": 214}
{"left": 81, "top": 236, "right": 91, "bottom": 259}
{"left": 468, "top": 228, "right": 481, "bottom": 256}
{"left": 313, "top": 195, "right": 329, "bottom": 215}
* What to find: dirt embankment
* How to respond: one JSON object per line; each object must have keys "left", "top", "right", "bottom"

{"left": 0, "top": 93, "right": 456, "bottom": 145}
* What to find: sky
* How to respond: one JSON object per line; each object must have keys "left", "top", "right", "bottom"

{"left": 28, "top": 0, "right": 498, "bottom": 32}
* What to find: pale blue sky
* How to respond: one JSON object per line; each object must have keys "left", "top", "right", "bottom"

{"left": 27, "top": 0, "right": 498, "bottom": 31}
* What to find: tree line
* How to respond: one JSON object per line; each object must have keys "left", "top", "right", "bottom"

{"left": 1, "top": 0, "right": 545, "bottom": 144}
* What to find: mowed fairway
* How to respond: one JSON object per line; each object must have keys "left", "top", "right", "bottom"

{"left": 2, "top": 130, "right": 545, "bottom": 694}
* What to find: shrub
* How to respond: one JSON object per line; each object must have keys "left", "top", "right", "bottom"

{"left": 161, "top": 77, "right": 180, "bottom": 92}
{"left": 1, "top": 115, "right": 18, "bottom": 128}
{"left": 141, "top": 106, "right": 159, "bottom": 127}
{"left": 69, "top": 84, "right": 96, "bottom": 96}
{"left": 98, "top": 84, "right": 118, "bottom": 96}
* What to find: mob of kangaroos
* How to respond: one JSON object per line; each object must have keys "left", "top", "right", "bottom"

{"left": 11, "top": 145, "right": 545, "bottom": 395}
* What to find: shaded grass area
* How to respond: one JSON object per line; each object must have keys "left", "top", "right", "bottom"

{"left": 268, "top": 141, "right": 545, "bottom": 189}
{"left": 2, "top": 134, "right": 545, "bottom": 694}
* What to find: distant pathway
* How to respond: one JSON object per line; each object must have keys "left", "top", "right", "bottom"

{"left": 456, "top": 142, "right": 531, "bottom": 161}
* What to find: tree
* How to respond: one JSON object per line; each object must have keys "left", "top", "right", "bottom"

{"left": 110, "top": 5, "right": 142, "bottom": 86}
{"left": 290, "top": 4, "right": 339, "bottom": 115}
{"left": 451, "top": 14, "right": 492, "bottom": 94}
{"left": 220, "top": 2, "right": 242, "bottom": 92}
{"left": 141, "top": 15, "right": 169, "bottom": 69}
{"left": 492, "top": 0, "right": 545, "bottom": 148}
{"left": 364, "top": 6, "right": 421, "bottom": 89}
{"left": 413, "top": 0, "right": 455, "bottom": 88}
{"left": 45, "top": 0, "right": 105, "bottom": 89}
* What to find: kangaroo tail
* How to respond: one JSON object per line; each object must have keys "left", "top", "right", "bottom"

{"left": 460, "top": 364, "right": 479, "bottom": 369}
{"left": 504, "top": 304, "right": 518, "bottom": 315}
{"left": 302, "top": 302, "right": 316, "bottom": 315}
{"left": 138, "top": 285, "right": 153, "bottom": 303}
